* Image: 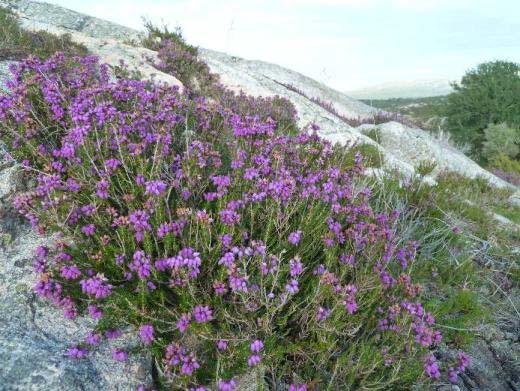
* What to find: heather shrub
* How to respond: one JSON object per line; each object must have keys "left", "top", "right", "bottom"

{"left": 141, "top": 21, "right": 198, "bottom": 56}
{"left": 482, "top": 123, "right": 520, "bottom": 162}
{"left": 0, "top": 6, "right": 88, "bottom": 61}
{"left": 155, "top": 38, "right": 218, "bottom": 95}
{"left": 142, "top": 22, "right": 298, "bottom": 134}
{"left": 0, "top": 53, "right": 469, "bottom": 389}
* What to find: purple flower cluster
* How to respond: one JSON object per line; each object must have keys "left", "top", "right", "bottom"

{"left": 0, "top": 51, "right": 469, "bottom": 388}
{"left": 79, "top": 275, "right": 112, "bottom": 299}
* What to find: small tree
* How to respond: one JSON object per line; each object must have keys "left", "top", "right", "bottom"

{"left": 444, "top": 61, "right": 520, "bottom": 160}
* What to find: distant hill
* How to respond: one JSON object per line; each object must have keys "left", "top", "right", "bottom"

{"left": 346, "top": 78, "right": 453, "bottom": 99}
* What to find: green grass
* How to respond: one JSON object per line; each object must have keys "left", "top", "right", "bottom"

{"left": 365, "top": 169, "right": 519, "bottom": 352}
{"left": 0, "top": 7, "right": 88, "bottom": 61}
{"left": 333, "top": 143, "right": 384, "bottom": 169}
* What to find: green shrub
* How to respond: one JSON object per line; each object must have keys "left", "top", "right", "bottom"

{"left": 0, "top": 6, "right": 88, "bottom": 60}
{"left": 444, "top": 61, "right": 520, "bottom": 160}
{"left": 416, "top": 160, "right": 438, "bottom": 177}
{"left": 490, "top": 154, "right": 520, "bottom": 175}
{"left": 482, "top": 123, "right": 520, "bottom": 162}
{"left": 141, "top": 20, "right": 198, "bottom": 55}
{"left": 364, "top": 127, "right": 381, "bottom": 143}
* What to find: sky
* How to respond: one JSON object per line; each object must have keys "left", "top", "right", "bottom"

{"left": 43, "top": 0, "right": 520, "bottom": 91}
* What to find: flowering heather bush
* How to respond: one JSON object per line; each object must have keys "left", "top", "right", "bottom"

{"left": 491, "top": 168, "right": 520, "bottom": 186}
{"left": 152, "top": 37, "right": 298, "bottom": 132}
{"left": 0, "top": 53, "right": 468, "bottom": 389}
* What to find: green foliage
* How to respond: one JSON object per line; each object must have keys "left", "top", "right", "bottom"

{"left": 0, "top": 6, "right": 88, "bottom": 60}
{"left": 428, "top": 290, "right": 486, "bottom": 348}
{"left": 415, "top": 160, "right": 437, "bottom": 177}
{"left": 482, "top": 123, "right": 520, "bottom": 162}
{"left": 444, "top": 61, "right": 520, "bottom": 159}
{"left": 367, "top": 170, "right": 518, "bottom": 352}
{"left": 364, "top": 128, "right": 381, "bottom": 143}
{"left": 141, "top": 20, "right": 198, "bottom": 55}
{"left": 490, "top": 154, "right": 520, "bottom": 175}
{"left": 330, "top": 143, "right": 384, "bottom": 171}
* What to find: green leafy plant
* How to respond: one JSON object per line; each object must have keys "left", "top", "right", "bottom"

{"left": 444, "top": 61, "right": 520, "bottom": 160}
{"left": 0, "top": 6, "right": 88, "bottom": 60}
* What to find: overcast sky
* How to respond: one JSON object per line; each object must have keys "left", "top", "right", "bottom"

{"left": 44, "top": 0, "right": 520, "bottom": 91}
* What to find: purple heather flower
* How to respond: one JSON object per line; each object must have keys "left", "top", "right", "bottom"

{"left": 60, "top": 265, "right": 81, "bottom": 280}
{"left": 157, "top": 223, "right": 171, "bottom": 238}
{"left": 289, "top": 384, "right": 308, "bottom": 391}
{"left": 104, "top": 158, "right": 120, "bottom": 171}
{"left": 129, "top": 210, "right": 151, "bottom": 241}
{"left": 229, "top": 275, "right": 248, "bottom": 292}
{"left": 218, "top": 252, "right": 235, "bottom": 268}
{"left": 87, "top": 304, "right": 103, "bottom": 320}
{"left": 67, "top": 345, "right": 88, "bottom": 359}
{"left": 217, "top": 340, "right": 228, "bottom": 350}
{"left": 448, "top": 368, "right": 458, "bottom": 383}
{"left": 95, "top": 179, "right": 109, "bottom": 199}
{"left": 219, "top": 209, "right": 241, "bottom": 226}
{"left": 80, "top": 275, "right": 112, "bottom": 299}
{"left": 136, "top": 174, "right": 146, "bottom": 186}
{"left": 218, "top": 379, "right": 237, "bottom": 391}
{"left": 289, "top": 257, "right": 303, "bottom": 277}
{"left": 181, "top": 352, "right": 200, "bottom": 375}
{"left": 81, "top": 224, "right": 96, "bottom": 236}
{"left": 457, "top": 351, "right": 470, "bottom": 371}
{"left": 193, "top": 305, "right": 213, "bottom": 323}
{"left": 424, "top": 354, "right": 441, "bottom": 379}
{"left": 112, "top": 349, "right": 128, "bottom": 362}
{"left": 211, "top": 175, "right": 231, "bottom": 188}
{"left": 313, "top": 264, "right": 326, "bottom": 275}
{"left": 145, "top": 180, "right": 167, "bottom": 196}
{"left": 105, "top": 329, "right": 122, "bottom": 339}
{"left": 35, "top": 245, "right": 48, "bottom": 259}
{"left": 285, "top": 279, "right": 299, "bottom": 294}
{"left": 139, "top": 324, "right": 154, "bottom": 345}
{"left": 288, "top": 230, "right": 302, "bottom": 245}
{"left": 219, "top": 234, "right": 233, "bottom": 248}
{"left": 250, "top": 339, "right": 264, "bottom": 353}
{"left": 248, "top": 354, "right": 261, "bottom": 367}
{"left": 66, "top": 177, "right": 81, "bottom": 192}
{"left": 130, "top": 250, "right": 152, "bottom": 279}
{"left": 213, "top": 281, "right": 228, "bottom": 296}
{"left": 177, "top": 313, "right": 191, "bottom": 333}
{"left": 85, "top": 332, "right": 102, "bottom": 346}
{"left": 316, "top": 306, "right": 331, "bottom": 322}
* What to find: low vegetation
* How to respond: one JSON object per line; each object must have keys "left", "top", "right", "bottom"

{"left": 0, "top": 6, "right": 88, "bottom": 61}
{"left": 0, "top": 13, "right": 517, "bottom": 391}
